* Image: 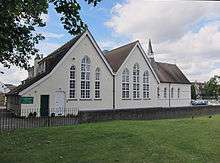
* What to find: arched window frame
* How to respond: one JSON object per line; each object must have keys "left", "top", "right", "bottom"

{"left": 143, "top": 70, "right": 150, "bottom": 99}
{"left": 95, "top": 68, "right": 101, "bottom": 99}
{"left": 69, "top": 65, "right": 76, "bottom": 98}
{"left": 171, "top": 87, "right": 174, "bottom": 98}
{"left": 122, "top": 68, "right": 130, "bottom": 99}
{"left": 81, "top": 56, "right": 91, "bottom": 99}
{"left": 133, "top": 63, "right": 140, "bottom": 99}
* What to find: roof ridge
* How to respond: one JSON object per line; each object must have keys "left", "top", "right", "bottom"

{"left": 105, "top": 40, "right": 138, "bottom": 55}
{"left": 156, "top": 61, "right": 176, "bottom": 66}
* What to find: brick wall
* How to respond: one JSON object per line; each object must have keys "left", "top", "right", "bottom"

{"left": 78, "top": 105, "right": 220, "bottom": 123}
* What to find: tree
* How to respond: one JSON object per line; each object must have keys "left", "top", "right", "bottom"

{"left": 0, "top": 0, "right": 101, "bottom": 69}
{"left": 191, "top": 84, "right": 196, "bottom": 100}
{"left": 204, "top": 76, "right": 220, "bottom": 99}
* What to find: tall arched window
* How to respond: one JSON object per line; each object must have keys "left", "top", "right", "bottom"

{"left": 171, "top": 87, "right": 174, "bottom": 98}
{"left": 69, "top": 65, "right": 76, "bottom": 98}
{"left": 133, "top": 63, "right": 140, "bottom": 99}
{"left": 95, "top": 68, "right": 101, "bottom": 99}
{"left": 178, "top": 88, "right": 180, "bottom": 98}
{"left": 81, "top": 56, "right": 91, "bottom": 99}
{"left": 122, "top": 68, "right": 129, "bottom": 99}
{"left": 143, "top": 70, "right": 149, "bottom": 99}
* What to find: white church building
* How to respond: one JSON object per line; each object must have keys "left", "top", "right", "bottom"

{"left": 7, "top": 30, "right": 191, "bottom": 116}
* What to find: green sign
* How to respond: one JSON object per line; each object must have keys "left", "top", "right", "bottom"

{"left": 20, "top": 97, "right": 34, "bottom": 104}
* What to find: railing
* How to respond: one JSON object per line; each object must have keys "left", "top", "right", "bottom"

{"left": 1, "top": 106, "right": 220, "bottom": 132}
{"left": 0, "top": 108, "right": 79, "bottom": 132}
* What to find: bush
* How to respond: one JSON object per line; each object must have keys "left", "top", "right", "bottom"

{"left": 51, "top": 113, "right": 55, "bottom": 117}
{"left": 28, "top": 112, "right": 33, "bottom": 117}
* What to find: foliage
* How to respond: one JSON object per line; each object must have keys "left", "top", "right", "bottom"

{"left": 204, "top": 75, "right": 220, "bottom": 99}
{"left": 0, "top": 0, "right": 102, "bottom": 69}
{"left": 191, "top": 83, "right": 197, "bottom": 99}
{"left": 0, "top": 116, "right": 220, "bottom": 162}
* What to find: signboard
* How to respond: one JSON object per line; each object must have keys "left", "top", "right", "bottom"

{"left": 20, "top": 97, "right": 34, "bottom": 104}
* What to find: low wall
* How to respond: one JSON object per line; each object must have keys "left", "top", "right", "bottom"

{"left": 78, "top": 105, "right": 220, "bottom": 123}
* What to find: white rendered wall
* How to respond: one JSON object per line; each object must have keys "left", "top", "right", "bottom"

{"left": 157, "top": 83, "right": 191, "bottom": 107}
{"left": 115, "top": 46, "right": 159, "bottom": 109}
{"left": 20, "top": 34, "right": 113, "bottom": 116}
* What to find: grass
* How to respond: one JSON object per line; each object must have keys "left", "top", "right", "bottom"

{"left": 0, "top": 116, "right": 220, "bottom": 163}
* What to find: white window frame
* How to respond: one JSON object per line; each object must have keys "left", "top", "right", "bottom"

{"left": 122, "top": 68, "right": 130, "bottom": 99}
{"left": 69, "top": 65, "right": 76, "bottom": 99}
{"left": 143, "top": 70, "right": 150, "bottom": 99}
{"left": 81, "top": 56, "right": 91, "bottom": 99}
{"left": 133, "top": 63, "right": 140, "bottom": 99}
{"left": 95, "top": 68, "right": 101, "bottom": 99}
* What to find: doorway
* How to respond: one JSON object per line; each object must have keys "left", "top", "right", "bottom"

{"left": 40, "top": 95, "right": 49, "bottom": 117}
{"left": 55, "top": 91, "right": 65, "bottom": 116}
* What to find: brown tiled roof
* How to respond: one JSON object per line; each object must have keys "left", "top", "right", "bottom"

{"left": 151, "top": 62, "right": 191, "bottom": 84}
{"left": 104, "top": 41, "right": 190, "bottom": 84}
{"left": 104, "top": 41, "right": 138, "bottom": 72}
{"left": 8, "top": 33, "right": 83, "bottom": 95}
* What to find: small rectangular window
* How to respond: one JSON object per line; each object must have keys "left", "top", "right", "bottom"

{"left": 178, "top": 88, "right": 180, "bottom": 98}
{"left": 157, "top": 87, "right": 160, "bottom": 98}
{"left": 164, "top": 88, "right": 167, "bottom": 98}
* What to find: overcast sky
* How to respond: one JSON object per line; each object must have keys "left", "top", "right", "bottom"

{"left": 1, "top": 0, "right": 220, "bottom": 85}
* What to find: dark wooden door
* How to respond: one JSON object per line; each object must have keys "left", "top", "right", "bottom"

{"left": 40, "top": 95, "right": 49, "bottom": 117}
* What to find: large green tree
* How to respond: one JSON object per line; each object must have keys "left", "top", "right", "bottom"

{"left": 0, "top": 0, "right": 101, "bottom": 69}
{"left": 204, "top": 76, "right": 220, "bottom": 99}
{"left": 191, "top": 84, "right": 197, "bottom": 100}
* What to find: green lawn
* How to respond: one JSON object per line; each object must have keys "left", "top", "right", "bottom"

{"left": 0, "top": 116, "right": 220, "bottom": 163}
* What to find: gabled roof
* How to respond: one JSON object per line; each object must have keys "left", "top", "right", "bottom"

{"left": 151, "top": 62, "right": 191, "bottom": 84}
{"left": 104, "top": 41, "right": 190, "bottom": 85}
{"left": 8, "top": 32, "right": 84, "bottom": 95}
{"left": 104, "top": 41, "right": 138, "bottom": 72}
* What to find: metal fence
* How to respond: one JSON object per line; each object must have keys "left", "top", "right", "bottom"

{"left": 0, "top": 108, "right": 79, "bottom": 132}
{"left": 1, "top": 106, "right": 220, "bottom": 132}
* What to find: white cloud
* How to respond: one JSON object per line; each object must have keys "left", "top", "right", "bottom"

{"left": 36, "top": 42, "right": 61, "bottom": 55}
{"left": 39, "top": 32, "right": 64, "bottom": 39}
{"left": 106, "top": 0, "right": 220, "bottom": 82}
{"left": 154, "top": 22, "right": 220, "bottom": 82}
{"left": 0, "top": 65, "right": 27, "bottom": 86}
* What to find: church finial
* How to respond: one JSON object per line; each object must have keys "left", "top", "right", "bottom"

{"left": 147, "top": 39, "right": 155, "bottom": 64}
{"left": 148, "top": 39, "right": 154, "bottom": 56}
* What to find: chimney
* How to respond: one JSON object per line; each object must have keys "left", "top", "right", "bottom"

{"left": 148, "top": 39, "right": 155, "bottom": 64}
{"left": 34, "top": 54, "right": 41, "bottom": 76}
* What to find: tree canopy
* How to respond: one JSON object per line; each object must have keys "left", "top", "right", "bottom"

{"left": 191, "top": 84, "right": 196, "bottom": 100}
{"left": 204, "top": 75, "right": 220, "bottom": 99}
{"left": 0, "top": 0, "right": 101, "bottom": 69}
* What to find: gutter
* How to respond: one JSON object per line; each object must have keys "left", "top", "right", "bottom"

{"left": 113, "top": 75, "right": 116, "bottom": 109}
{"left": 168, "top": 83, "right": 171, "bottom": 107}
